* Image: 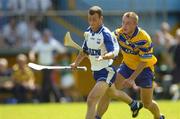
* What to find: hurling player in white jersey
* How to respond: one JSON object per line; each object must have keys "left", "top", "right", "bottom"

{"left": 71, "top": 6, "right": 142, "bottom": 119}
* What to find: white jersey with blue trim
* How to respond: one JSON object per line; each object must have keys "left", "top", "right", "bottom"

{"left": 82, "top": 25, "right": 119, "bottom": 71}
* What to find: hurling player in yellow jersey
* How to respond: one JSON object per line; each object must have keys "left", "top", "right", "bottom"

{"left": 96, "top": 12, "right": 165, "bottom": 119}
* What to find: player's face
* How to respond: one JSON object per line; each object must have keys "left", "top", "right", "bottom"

{"left": 88, "top": 13, "right": 103, "bottom": 32}
{"left": 122, "top": 16, "right": 137, "bottom": 35}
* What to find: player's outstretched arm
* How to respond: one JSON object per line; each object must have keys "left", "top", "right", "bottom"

{"left": 123, "top": 61, "right": 147, "bottom": 88}
{"left": 128, "top": 61, "right": 147, "bottom": 81}
{"left": 71, "top": 51, "right": 87, "bottom": 69}
{"left": 97, "top": 51, "right": 117, "bottom": 61}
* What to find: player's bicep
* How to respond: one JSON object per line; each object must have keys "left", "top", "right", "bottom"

{"left": 103, "top": 32, "right": 114, "bottom": 52}
{"left": 138, "top": 41, "right": 153, "bottom": 62}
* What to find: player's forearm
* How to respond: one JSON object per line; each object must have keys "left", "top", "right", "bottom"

{"left": 129, "top": 62, "right": 147, "bottom": 81}
{"left": 102, "top": 52, "right": 115, "bottom": 60}
{"left": 74, "top": 51, "right": 87, "bottom": 65}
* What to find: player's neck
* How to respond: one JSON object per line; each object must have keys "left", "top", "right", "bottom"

{"left": 126, "top": 27, "right": 137, "bottom": 39}
{"left": 128, "top": 31, "right": 135, "bottom": 38}
{"left": 91, "top": 24, "right": 103, "bottom": 33}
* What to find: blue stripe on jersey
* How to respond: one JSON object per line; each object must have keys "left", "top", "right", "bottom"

{"left": 96, "top": 25, "right": 103, "bottom": 33}
{"left": 119, "top": 35, "right": 126, "bottom": 42}
{"left": 82, "top": 40, "right": 101, "bottom": 56}
{"left": 102, "top": 31, "right": 114, "bottom": 52}
{"left": 131, "top": 26, "right": 139, "bottom": 38}
{"left": 85, "top": 27, "right": 91, "bottom": 32}
{"left": 139, "top": 43, "right": 153, "bottom": 52}
{"left": 119, "top": 35, "right": 136, "bottom": 49}
{"left": 87, "top": 48, "right": 101, "bottom": 56}
{"left": 129, "top": 43, "right": 136, "bottom": 49}
{"left": 121, "top": 45, "right": 138, "bottom": 55}
{"left": 87, "top": 25, "right": 103, "bottom": 34}
{"left": 134, "top": 40, "right": 147, "bottom": 46}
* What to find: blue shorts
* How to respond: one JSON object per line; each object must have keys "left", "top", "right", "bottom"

{"left": 93, "top": 66, "right": 116, "bottom": 87}
{"left": 117, "top": 63, "right": 154, "bottom": 88}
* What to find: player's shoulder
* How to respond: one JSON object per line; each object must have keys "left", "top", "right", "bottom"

{"left": 134, "top": 27, "right": 152, "bottom": 47}
{"left": 114, "top": 27, "right": 123, "bottom": 36}
{"left": 84, "top": 27, "right": 91, "bottom": 40}
{"left": 100, "top": 26, "right": 113, "bottom": 38}
{"left": 101, "top": 26, "right": 111, "bottom": 33}
{"left": 85, "top": 26, "right": 91, "bottom": 32}
{"left": 138, "top": 27, "right": 151, "bottom": 40}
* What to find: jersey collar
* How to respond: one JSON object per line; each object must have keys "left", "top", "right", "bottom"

{"left": 90, "top": 25, "right": 103, "bottom": 34}
{"left": 131, "top": 26, "right": 139, "bottom": 38}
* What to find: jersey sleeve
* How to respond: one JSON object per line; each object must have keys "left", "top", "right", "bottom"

{"left": 137, "top": 36, "right": 154, "bottom": 62}
{"left": 102, "top": 31, "right": 114, "bottom": 52}
{"left": 103, "top": 31, "right": 120, "bottom": 57}
{"left": 82, "top": 40, "right": 89, "bottom": 55}
{"left": 113, "top": 28, "right": 122, "bottom": 40}
{"left": 112, "top": 35, "right": 120, "bottom": 57}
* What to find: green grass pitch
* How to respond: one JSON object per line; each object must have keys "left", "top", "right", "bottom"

{"left": 0, "top": 101, "right": 179, "bottom": 119}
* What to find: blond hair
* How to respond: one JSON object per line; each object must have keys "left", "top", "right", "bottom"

{"left": 123, "top": 12, "right": 139, "bottom": 24}
{"left": 16, "top": 54, "right": 27, "bottom": 62}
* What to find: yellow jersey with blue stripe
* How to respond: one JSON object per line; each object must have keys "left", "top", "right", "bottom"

{"left": 114, "top": 26, "right": 157, "bottom": 70}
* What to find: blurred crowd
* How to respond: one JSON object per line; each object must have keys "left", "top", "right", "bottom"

{"left": 0, "top": 0, "right": 53, "bottom": 13}
{"left": 152, "top": 22, "right": 180, "bottom": 101}
{"left": 0, "top": 16, "right": 42, "bottom": 48}
{"left": 0, "top": 26, "right": 85, "bottom": 103}
{"left": 0, "top": 0, "right": 179, "bottom": 103}
{"left": 0, "top": 0, "right": 84, "bottom": 103}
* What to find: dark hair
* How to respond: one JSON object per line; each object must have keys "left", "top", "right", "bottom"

{"left": 88, "top": 6, "right": 103, "bottom": 17}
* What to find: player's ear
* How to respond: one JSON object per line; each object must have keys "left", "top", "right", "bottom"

{"left": 133, "top": 20, "right": 138, "bottom": 26}
{"left": 101, "top": 16, "right": 103, "bottom": 21}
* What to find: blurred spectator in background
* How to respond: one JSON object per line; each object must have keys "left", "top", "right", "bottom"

{"left": 38, "top": 0, "right": 52, "bottom": 12}
{"left": 58, "top": 53, "right": 80, "bottom": 102}
{"left": 29, "top": 29, "right": 66, "bottom": 102}
{"left": 51, "top": 0, "right": 59, "bottom": 10}
{"left": 2, "top": 17, "right": 20, "bottom": 48}
{"left": 12, "top": 54, "right": 38, "bottom": 103}
{"left": 27, "top": 0, "right": 52, "bottom": 12}
{"left": 0, "top": 0, "right": 2, "bottom": 10}
{"left": 156, "top": 22, "right": 176, "bottom": 49}
{"left": 26, "top": 19, "right": 42, "bottom": 47}
{"left": 0, "top": 58, "right": 14, "bottom": 102}
{"left": 26, "top": 0, "right": 39, "bottom": 12}
{"left": 169, "top": 28, "right": 180, "bottom": 101}
{"left": 16, "top": 18, "right": 29, "bottom": 48}
{"left": 7, "top": 0, "right": 26, "bottom": 14}
{"left": 7, "top": 0, "right": 52, "bottom": 13}
{"left": 153, "top": 22, "right": 176, "bottom": 99}
{"left": 17, "top": 17, "right": 41, "bottom": 48}
{"left": 0, "top": 32, "right": 6, "bottom": 48}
